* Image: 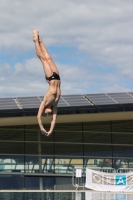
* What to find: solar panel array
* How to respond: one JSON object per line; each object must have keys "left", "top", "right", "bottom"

{"left": 129, "top": 92, "right": 133, "bottom": 96}
{"left": 108, "top": 93, "right": 133, "bottom": 104}
{"left": 39, "top": 95, "right": 92, "bottom": 107}
{"left": 0, "top": 92, "right": 133, "bottom": 110}
{"left": 17, "top": 97, "right": 41, "bottom": 109}
{"left": 86, "top": 93, "right": 133, "bottom": 105}
{"left": 0, "top": 98, "right": 19, "bottom": 110}
{"left": 58, "top": 96, "right": 69, "bottom": 107}
{"left": 62, "top": 95, "right": 92, "bottom": 106}
{"left": 85, "top": 94, "right": 116, "bottom": 105}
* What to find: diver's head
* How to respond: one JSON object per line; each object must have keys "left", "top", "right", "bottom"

{"left": 42, "top": 107, "right": 52, "bottom": 117}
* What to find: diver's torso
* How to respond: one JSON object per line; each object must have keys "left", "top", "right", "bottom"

{"left": 44, "top": 80, "right": 61, "bottom": 107}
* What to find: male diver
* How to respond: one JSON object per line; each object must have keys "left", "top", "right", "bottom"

{"left": 33, "top": 30, "right": 61, "bottom": 136}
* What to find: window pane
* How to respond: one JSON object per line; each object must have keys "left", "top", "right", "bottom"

{"left": 55, "top": 177, "right": 74, "bottom": 190}
{"left": 83, "top": 122, "right": 111, "bottom": 144}
{"left": 84, "top": 132, "right": 111, "bottom": 144}
{"left": 25, "top": 156, "right": 39, "bottom": 173}
{"left": 113, "top": 145, "right": 133, "bottom": 157}
{"left": 83, "top": 122, "right": 111, "bottom": 132}
{"left": 0, "top": 126, "right": 24, "bottom": 141}
{"left": 0, "top": 174, "right": 24, "bottom": 190}
{"left": 0, "top": 142, "right": 24, "bottom": 154}
{"left": 25, "top": 176, "right": 54, "bottom": 190}
{"left": 55, "top": 131, "right": 82, "bottom": 143}
{"left": 25, "top": 142, "right": 38, "bottom": 154}
{"left": 0, "top": 155, "right": 24, "bottom": 173}
{"left": 112, "top": 120, "right": 133, "bottom": 133}
{"left": 25, "top": 156, "right": 54, "bottom": 173}
{"left": 25, "top": 177, "right": 39, "bottom": 190}
{"left": 84, "top": 144, "right": 112, "bottom": 157}
{"left": 55, "top": 158, "right": 83, "bottom": 174}
{"left": 41, "top": 143, "right": 54, "bottom": 155}
{"left": 55, "top": 123, "right": 82, "bottom": 143}
{"left": 43, "top": 177, "right": 54, "bottom": 190}
{"left": 112, "top": 133, "right": 133, "bottom": 145}
{"left": 84, "top": 158, "right": 113, "bottom": 169}
{"left": 25, "top": 125, "right": 39, "bottom": 141}
{"left": 114, "top": 158, "right": 133, "bottom": 169}
{"left": 55, "top": 144, "right": 83, "bottom": 156}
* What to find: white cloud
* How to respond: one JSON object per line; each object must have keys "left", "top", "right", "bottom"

{"left": 102, "top": 84, "right": 132, "bottom": 93}
{"left": 0, "top": 58, "right": 95, "bottom": 97}
{"left": 0, "top": 0, "right": 133, "bottom": 96}
{"left": 0, "top": 57, "right": 132, "bottom": 97}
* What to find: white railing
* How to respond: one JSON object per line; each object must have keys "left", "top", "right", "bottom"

{"left": 117, "top": 168, "right": 133, "bottom": 173}
{"left": 72, "top": 167, "right": 116, "bottom": 190}
{"left": 87, "top": 167, "right": 116, "bottom": 173}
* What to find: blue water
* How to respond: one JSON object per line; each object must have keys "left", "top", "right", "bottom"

{"left": 0, "top": 192, "right": 132, "bottom": 200}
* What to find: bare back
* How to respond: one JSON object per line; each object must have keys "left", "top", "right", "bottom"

{"left": 44, "top": 79, "right": 61, "bottom": 108}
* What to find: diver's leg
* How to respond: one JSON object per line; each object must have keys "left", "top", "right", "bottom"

{"left": 38, "top": 36, "right": 59, "bottom": 74}
{"left": 33, "top": 30, "right": 53, "bottom": 78}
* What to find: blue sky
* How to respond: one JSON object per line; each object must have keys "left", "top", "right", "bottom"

{"left": 0, "top": 0, "right": 133, "bottom": 97}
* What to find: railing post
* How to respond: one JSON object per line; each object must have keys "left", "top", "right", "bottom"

{"left": 72, "top": 168, "right": 84, "bottom": 189}
{"left": 38, "top": 130, "right": 43, "bottom": 190}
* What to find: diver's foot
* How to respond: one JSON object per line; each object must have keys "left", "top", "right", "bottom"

{"left": 33, "top": 29, "right": 39, "bottom": 42}
{"left": 38, "top": 35, "right": 42, "bottom": 43}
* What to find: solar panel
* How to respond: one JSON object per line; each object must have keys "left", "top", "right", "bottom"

{"left": 107, "top": 93, "right": 133, "bottom": 104}
{"left": 0, "top": 98, "right": 19, "bottom": 110}
{"left": 128, "top": 92, "right": 133, "bottom": 97}
{"left": 39, "top": 96, "right": 68, "bottom": 107}
{"left": 0, "top": 92, "right": 133, "bottom": 112}
{"left": 17, "top": 97, "right": 41, "bottom": 109}
{"left": 85, "top": 93, "right": 116, "bottom": 105}
{"left": 62, "top": 95, "right": 92, "bottom": 106}
{"left": 39, "top": 96, "right": 44, "bottom": 101}
{"left": 58, "top": 97, "right": 69, "bottom": 107}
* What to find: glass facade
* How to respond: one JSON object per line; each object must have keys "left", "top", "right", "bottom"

{"left": 0, "top": 120, "right": 133, "bottom": 190}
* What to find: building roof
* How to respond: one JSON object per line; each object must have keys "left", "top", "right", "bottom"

{"left": 0, "top": 92, "right": 133, "bottom": 118}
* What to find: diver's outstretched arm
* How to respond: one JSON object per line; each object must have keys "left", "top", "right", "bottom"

{"left": 37, "top": 100, "right": 47, "bottom": 134}
{"left": 47, "top": 106, "right": 57, "bottom": 136}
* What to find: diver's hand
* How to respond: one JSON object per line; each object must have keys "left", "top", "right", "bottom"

{"left": 41, "top": 128, "right": 47, "bottom": 136}
{"left": 47, "top": 131, "right": 52, "bottom": 137}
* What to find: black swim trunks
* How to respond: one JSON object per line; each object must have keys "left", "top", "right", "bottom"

{"left": 46, "top": 72, "right": 60, "bottom": 82}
